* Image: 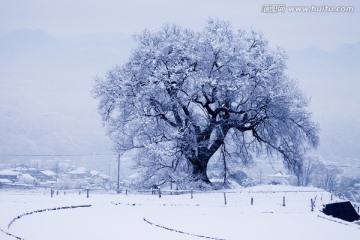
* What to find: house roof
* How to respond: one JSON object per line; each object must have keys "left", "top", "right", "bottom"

{"left": 0, "top": 178, "right": 12, "bottom": 183}
{"left": 0, "top": 169, "right": 18, "bottom": 176}
{"left": 14, "top": 165, "right": 29, "bottom": 171}
{"left": 68, "top": 169, "right": 88, "bottom": 175}
{"left": 77, "top": 167, "right": 88, "bottom": 172}
{"left": 40, "top": 170, "right": 56, "bottom": 176}
{"left": 20, "top": 173, "right": 36, "bottom": 180}
{"left": 89, "top": 170, "right": 100, "bottom": 176}
{"left": 99, "top": 173, "right": 111, "bottom": 179}
{"left": 268, "top": 171, "right": 291, "bottom": 178}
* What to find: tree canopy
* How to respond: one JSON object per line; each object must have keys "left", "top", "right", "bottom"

{"left": 93, "top": 20, "right": 319, "bottom": 188}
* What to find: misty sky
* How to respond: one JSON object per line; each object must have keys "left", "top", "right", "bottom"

{"left": 1, "top": 0, "right": 359, "bottom": 51}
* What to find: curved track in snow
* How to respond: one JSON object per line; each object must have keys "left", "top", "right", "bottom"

{"left": 143, "top": 217, "right": 226, "bottom": 240}
{"left": 5, "top": 204, "right": 92, "bottom": 240}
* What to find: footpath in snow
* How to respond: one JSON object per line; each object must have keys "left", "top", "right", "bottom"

{"left": 0, "top": 185, "right": 359, "bottom": 240}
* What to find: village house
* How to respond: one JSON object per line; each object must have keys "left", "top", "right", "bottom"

{"left": 89, "top": 171, "right": 112, "bottom": 185}
{"left": 31, "top": 170, "right": 57, "bottom": 182}
{"left": 67, "top": 167, "right": 89, "bottom": 179}
{"left": 0, "top": 178, "right": 12, "bottom": 187}
{"left": 18, "top": 173, "right": 37, "bottom": 185}
{"left": 13, "top": 164, "right": 29, "bottom": 173}
{"left": 267, "top": 171, "right": 291, "bottom": 185}
{"left": 0, "top": 169, "right": 19, "bottom": 182}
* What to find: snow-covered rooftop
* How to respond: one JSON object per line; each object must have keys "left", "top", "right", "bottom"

{"left": 89, "top": 170, "right": 100, "bottom": 176}
{"left": 40, "top": 170, "right": 56, "bottom": 176}
{"left": 268, "top": 171, "right": 291, "bottom": 178}
{"left": 14, "top": 166, "right": 29, "bottom": 171}
{"left": 20, "top": 173, "right": 36, "bottom": 180}
{"left": 76, "top": 167, "right": 88, "bottom": 172}
{"left": 0, "top": 178, "right": 12, "bottom": 183}
{"left": 0, "top": 169, "right": 18, "bottom": 176}
{"left": 68, "top": 169, "right": 88, "bottom": 175}
{"left": 98, "top": 173, "right": 111, "bottom": 179}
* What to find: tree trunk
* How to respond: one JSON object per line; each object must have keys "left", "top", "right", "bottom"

{"left": 191, "top": 158, "right": 211, "bottom": 183}
{"left": 188, "top": 122, "right": 233, "bottom": 185}
{"left": 187, "top": 144, "right": 222, "bottom": 184}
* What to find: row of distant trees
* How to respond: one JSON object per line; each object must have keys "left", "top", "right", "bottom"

{"left": 295, "top": 156, "right": 360, "bottom": 202}
{"left": 337, "top": 176, "right": 360, "bottom": 202}
{"left": 295, "top": 156, "right": 341, "bottom": 190}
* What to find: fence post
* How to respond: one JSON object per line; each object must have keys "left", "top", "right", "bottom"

{"left": 125, "top": 189, "right": 128, "bottom": 196}
{"left": 50, "top": 188, "right": 54, "bottom": 198}
{"left": 86, "top": 188, "right": 89, "bottom": 198}
{"left": 311, "top": 199, "right": 314, "bottom": 211}
{"left": 251, "top": 196, "right": 254, "bottom": 205}
{"left": 158, "top": 188, "right": 161, "bottom": 198}
{"left": 330, "top": 194, "right": 333, "bottom": 201}
{"left": 224, "top": 192, "right": 227, "bottom": 205}
{"left": 283, "top": 196, "right": 286, "bottom": 207}
{"left": 191, "top": 189, "right": 193, "bottom": 199}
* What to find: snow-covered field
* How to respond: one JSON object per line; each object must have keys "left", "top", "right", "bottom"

{"left": 1, "top": 185, "right": 359, "bottom": 240}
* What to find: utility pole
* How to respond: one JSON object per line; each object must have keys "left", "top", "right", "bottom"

{"left": 117, "top": 154, "right": 121, "bottom": 194}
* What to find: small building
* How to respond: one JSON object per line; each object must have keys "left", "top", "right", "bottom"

{"left": 0, "top": 178, "right": 12, "bottom": 187}
{"left": 19, "top": 173, "right": 37, "bottom": 185}
{"left": 27, "top": 168, "right": 38, "bottom": 174}
{"left": 0, "top": 169, "right": 19, "bottom": 182}
{"left": 14, "top": 164, "right": 30, "bottom": 173}
{"left": 67, "top": 168, "right": 89, "bottom": 179}
{"left": 89, "top": 171, "right": 113, "bottom": 187}
{"left": 31, "top": 170, "right": 57, "bottom": 182}
{"left": 267, "top": 171, "right": 291, "bottom": 185}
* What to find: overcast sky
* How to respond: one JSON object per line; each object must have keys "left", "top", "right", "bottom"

{"left": 1, "top": 0, "right": 359, "bottom": 51}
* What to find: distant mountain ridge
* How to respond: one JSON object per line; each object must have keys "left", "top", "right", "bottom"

{"left": 287, "top": 41, "right": 360, "bottom": 161}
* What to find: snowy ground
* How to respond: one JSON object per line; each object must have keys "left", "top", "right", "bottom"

{"left": 0, "top": 186, "right": 359, "bottom": 240}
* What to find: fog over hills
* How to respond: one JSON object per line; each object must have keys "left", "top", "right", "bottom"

{"left": 287, "top": 42, "right": 360, "bottom": 163}
{"left": 0, "top": 29, "right": 359, "bottom": 174}
{"left": 0, "top": 29, "right": 133, "bottom": 174}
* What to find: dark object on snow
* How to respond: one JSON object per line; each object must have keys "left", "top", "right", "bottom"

{"left": 151, "top": 184, "right": 159, "bottom": 194}
{"left": 322, "top": 201, "right": 360, "bottom": 222}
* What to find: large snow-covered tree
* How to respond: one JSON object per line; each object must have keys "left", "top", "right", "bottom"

{"left": 94, "top": 20, "right": 319, "bottom": 187}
